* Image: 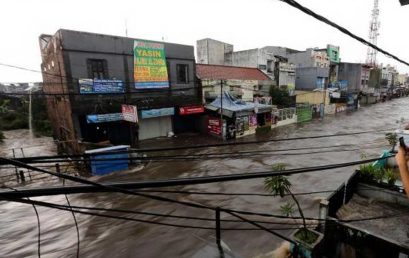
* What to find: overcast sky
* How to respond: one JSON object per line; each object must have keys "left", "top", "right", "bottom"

{"left": 1, "top": 0, "right": 408, "bottom": 83}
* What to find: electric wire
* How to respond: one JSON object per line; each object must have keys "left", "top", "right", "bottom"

{"left": 2, "top": 186, "right": 41, "bottom": 258}
{"left": 2, "top": 196, "right": 319, "bottom": 232}
{"left": 279, "top": 0, "right": 409, "bottom": 67}
{"left": 0, "top": 129, "right": 393, "bottom": 165}
{"left": 5, "top": 196, "right": 402, "bottom": 231}
{"left": 62, "top": 163, "right": 80, "bottom": 258}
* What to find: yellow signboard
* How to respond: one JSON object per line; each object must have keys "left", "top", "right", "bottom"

{"left": 134, "top": 40, "right": 169, "bottom": 88}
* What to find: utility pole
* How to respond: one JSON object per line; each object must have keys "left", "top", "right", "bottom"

{"left": 220, "top": 80, "right": 224, "bottom": 140}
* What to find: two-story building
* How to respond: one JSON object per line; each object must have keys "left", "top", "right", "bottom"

{"left": 196, "top": 38, "right": 296, "bottom": 95}
{"left": 39, "top": 29, "right": 202, "bottom": 154}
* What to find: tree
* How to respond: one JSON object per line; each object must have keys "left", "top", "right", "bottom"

{"left": 0, "top": 130, "right": 4, "bottom": 143}
{"left": 269, "top": 86, "right": 294, "bottom": 108}
{"left": 264, "top": 163, "right": 307, "bottom": 232}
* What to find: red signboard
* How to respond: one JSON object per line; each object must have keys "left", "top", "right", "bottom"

{"left": 208, "top": 117, "right": 221, "bottom": 135}
{"left": 179, "top": 105, "right": 205, "bottom": 115}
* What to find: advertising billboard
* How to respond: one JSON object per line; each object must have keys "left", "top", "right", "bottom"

{"left": 86, "top": 113, "right": 124, "bottom": 123}
{"left": 179, "top": 105, "right": 204, "bottom": 115}
{"left": 79, "top": 79, "right": 124, "bottom": 94}
{"left": 134, "top": 40, "right": 169, "bottom": 89}
{"left": 140, "top": 107, "right": 174, "bottom": 119}
{"left": 327, "top": 45, "right": 340, "bottom": 63}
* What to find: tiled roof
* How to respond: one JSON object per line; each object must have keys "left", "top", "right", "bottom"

{"left": 196, "top": 64, "right": 271, "bottom": 81}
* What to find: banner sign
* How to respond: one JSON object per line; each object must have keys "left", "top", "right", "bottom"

{"left": 327, "top": 45, "right": 340, "bottom": 63}
{"left": 179, "top": 105, "right": 204, "bottom": 115}
{"left": 86, "top": 113, "right": 123, "bottom": 123}
{"left": 122, "top": 104, "right": 138, "bottom": 123}
{"left": 79, "top": 79, "right": 124, "bottom": 94}
{"left": 208, "top": 117, "right": 222, "bottom": 135}
{"left": 141, "top": 107, "right": 174, "bottom": 119}
{"left": 134, "top": 40, "right": 169, "bottom": 89}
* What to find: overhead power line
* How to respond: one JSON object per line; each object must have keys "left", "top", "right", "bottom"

{"left": 0, "top": 155, "right": 394, "bottom": 198}
{"left": 0, "top": 129, "right": 392, "bottom": 166}
{"left": 279, "top": 0, "right": 409, "bottom": 67}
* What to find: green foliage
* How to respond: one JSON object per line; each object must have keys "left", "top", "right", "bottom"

{"left": 0, "top": 96, "right": 52, "bottom": 136}
{"left": 280, "top": 202, "right": 295, "bottom": 217}
{"left": 358, "top": 164, "right": 376, "bottom": 182}
{"left": 271, "top": 163, "right": 287, "bottom": 171}
{"left": 373, "top": 168, "right": 384, "bottom": 183}
{"left": 358, "top": 164, "right": 398, "bottom": 186}
{"left": 0, "top": 99, "right": 10, "bottom": 113}
{"left": 265, "top": 163, "right": 290, "bottom": 197}
{"left": 294, "top": 228, "right": 319, "bottom": 245}
{"left": 265, "top": 163, "right": 312, "bottom": 244}
{"left": 384, "top": 168, "right": 397, "bottom": 186}
{"left": 0, "top": 111, "right": 28, "bottom": 130}
{"left": 265, "top": 175, "right": 291, "bottom": 197}
{"left": 269, "top": 86, "right": 294, "bottom": 108}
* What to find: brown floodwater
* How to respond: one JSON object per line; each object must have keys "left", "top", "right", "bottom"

{"left": 0, "top": 98, "right": 408, "bottom": 258}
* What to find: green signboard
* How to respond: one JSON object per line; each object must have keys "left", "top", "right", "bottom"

{"left": 134, "top": 40, "right": 169, "bottom": 89}
{"left": 327, "top": 45, "right": 340, "bottom": 63}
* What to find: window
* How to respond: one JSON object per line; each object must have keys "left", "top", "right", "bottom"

{"left": 87, "top": 59, "right": 108, "bottom": 79}
{"left": 267, "top": 60, "right": 273, "bottom": 73}
{"left": 176, "top": 64, "right": 189, "bottom": 84}
{"left": 258, "top": 64, "right": 267, "bottom": 70}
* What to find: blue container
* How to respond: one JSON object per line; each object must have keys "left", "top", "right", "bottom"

{"left": 85, "top": 145, "right": 130, "bottom": 176}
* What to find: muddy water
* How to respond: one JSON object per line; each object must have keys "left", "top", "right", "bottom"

{"left": 0, "top": 99, "right": 408, "bottom": 258}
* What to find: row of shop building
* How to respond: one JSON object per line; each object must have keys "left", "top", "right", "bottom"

{"left": 38, "top": 29, "right": 404, "bottom": 154}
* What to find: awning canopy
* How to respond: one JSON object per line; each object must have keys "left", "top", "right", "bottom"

{"left": 205, "top": 91, "right": 272, "bottom": 118}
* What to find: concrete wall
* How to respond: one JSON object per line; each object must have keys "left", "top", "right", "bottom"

{"left": 196, "top": 38, "right": 233, "bottom": 65}
{"left": 338, "top": 63, "right": 362, "bottom": 93}
{"left": 295, "top": 67, "right": 329, "bottom": 90}
{"left": 296, "top": 90, "right": 330, "bottom": 106}
{"left": 288, "top": 48, "right": 330, "bottom": 68}
{"left": 231, "top": 49, "right": 260, "bottom": 68}
{"left": 288, "top": 49, "right": 313, "bottom": 67}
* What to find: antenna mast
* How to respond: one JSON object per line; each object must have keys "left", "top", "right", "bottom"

{"left": 366, "top": 0, "right": 380, "bottom": 67}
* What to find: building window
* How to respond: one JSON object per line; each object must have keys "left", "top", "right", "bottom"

{"left": 258, "top": 64, "right": 267, "bottom": 70}
{"left": 267, "top": 60, "right": 273, "bottom": 73}
{"left": 87, "top": 59, "right": 108, "bottom": 79}
{"left": 176, "top": 64, "right": 189, "bottom": 84}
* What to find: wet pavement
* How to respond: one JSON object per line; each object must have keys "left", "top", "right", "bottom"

{"left": 0, "top": 98, "right": 408, "bottom": 258}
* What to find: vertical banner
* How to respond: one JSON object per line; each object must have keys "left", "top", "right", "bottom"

{"left": 122, "top": 104, "right": 138, "bottom": 123}
{"left": 134, "top": 40, "right": 169, "bottom": 89}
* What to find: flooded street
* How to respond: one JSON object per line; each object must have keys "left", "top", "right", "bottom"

{"left": 0, "top": 98, "right": 408, "bottom": 258}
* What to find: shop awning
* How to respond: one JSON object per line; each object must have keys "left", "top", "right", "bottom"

{"left": 205, "top": 91, "right": 272, "bottom": 118}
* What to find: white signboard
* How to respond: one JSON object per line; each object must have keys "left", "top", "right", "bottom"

{"left": 122, "top": 104, "right": 138, "bottom": 123}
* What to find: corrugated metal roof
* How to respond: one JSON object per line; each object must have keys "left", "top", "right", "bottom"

{"left": 196, "top": 64, "right": 271, "bottom": 81}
